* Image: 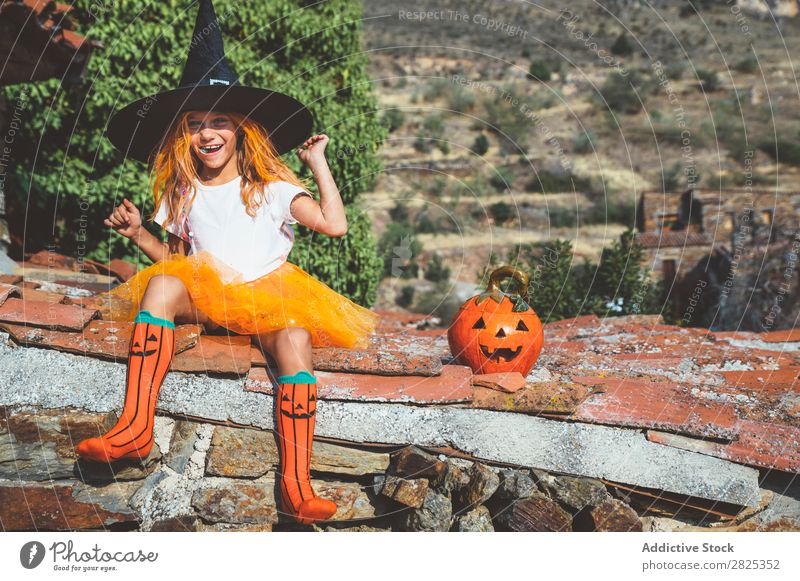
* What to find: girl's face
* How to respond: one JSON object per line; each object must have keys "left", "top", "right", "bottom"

{"left": 186, "top": 111, "right": 238, "bottom": 171}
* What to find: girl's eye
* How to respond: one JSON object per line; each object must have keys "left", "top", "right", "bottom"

{"left": 187, "top": 118, "right": 228, "bottom": 131}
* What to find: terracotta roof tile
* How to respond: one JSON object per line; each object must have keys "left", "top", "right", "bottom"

{"left": 572, "top": 375, "right": 740, "bottom": 440}
{"left": 0, "top": 297, "right": 98, "bottom": 331}
{"left": 0, "top": 320, "right": 201, "bottom": 360}
{"left": 471, "top": 380, "right": 592, "bottom": 415}
{"left": 171, "top": 334, "right": 252, "bottom": 375}
{"left": 245, "top": 364, "right": 472, "bottom": 403}
{"left": 648, "top": 420, "right": 800, "bottom": 473}
{"left": 761, "top": 329, "right": 800, "bottom": 343}
{"left": 18, "top": 287, "right": 67, "bottom": 304}
{"left": 0, "top": 282, "right": 21, "bottom": 307}
{"left": 0, "top": 0, "right": 103, "bottom": 86}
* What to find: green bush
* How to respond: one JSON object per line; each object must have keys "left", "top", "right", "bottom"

{"left": 584, "top": 199, "right": 637, "bottom": 227}
{"left": 525, "top": 171, "right": 593, "bottom": 194}
{"left": 548, "top": 207, "right": 578, "bottom": 228}
{"left": 414, "top": 112, "right": 446, "bottom": 153}
{"left": 424, "top": 252, "right": 451, "bottom": 283}
{"left": 482, "top": 83, "right": 536, "bottom": 155}
{"left": 420, "top": 176, "right": 448, "bottom": 197}
{"left": 3, "top": 0, "right": 386, "bottom": 307}
{"left": 594, "top": 70, "right": 648, "bottom": 115}
{"left": 476, "top": 230, "right": 663, "bottom": 323}
{"left": 733, "top": 54, "right": 759, "bottom": 74}
{"left": 696, "top": 68, "right": 719, "bottom": 92}
{"left": 591, "top": 229, "right": 666, "bottom": 317}
{"left": 472, "top": 133, "right": 490, "bottom": 156}
{"left": 527, "top": 60, "right": 551, "bottom": 82}
{"left": 388, "top": 202, "right": 410, "bottom": 224}
{"left": 381, "top": 108, "right": 405, "bottom": 133}
{"left": 420, "top": 78, "right": 452, "bottom": 102}
{"left": 758, "top": 134, "right": 800, "bottom": 167}
{"left": 489, "top": 166, "right": 515, "bottom": 192}
{"left": 413, "top": 132, "right": 432, "bottom": 153}
{"left": 447, "top": 85, "right": 476, "bottom": 113}
{"left": 662, "top": 160, "right": 687, "bottom": 191}
{"left": 611, "top": 32, "right": 634, "bottom": 56}
{"left": 571, "top": 131, "right": 596, "bottom": 154}
{"left": 396, "top": 284, "right": 415, "bottom": 308}
{"left": 664, "top": 61, "right": 685, "bottom": 80}
{"left": 416, "top": 212, "right": 438, "bottom": 234}
{"left": 490, "top": 201, "right": 515, "bottom": 225}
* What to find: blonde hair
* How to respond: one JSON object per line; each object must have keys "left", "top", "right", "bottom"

{"left": 148, "top": 111, "right": 314, "bottom": 233}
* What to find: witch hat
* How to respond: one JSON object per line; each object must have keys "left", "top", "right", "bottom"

{"left": 106, "top": 0, "right": 312, "bottom": 163}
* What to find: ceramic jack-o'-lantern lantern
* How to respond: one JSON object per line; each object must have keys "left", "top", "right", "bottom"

{"left": 447, "top": 266, "right": 544, "bottom": 376}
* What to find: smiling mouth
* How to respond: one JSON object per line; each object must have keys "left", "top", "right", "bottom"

{"left": 199, "top": 144, "right": 223, "bottom": 154}
{"left": 479, "top": 344, "right": 522, "bottom": 362}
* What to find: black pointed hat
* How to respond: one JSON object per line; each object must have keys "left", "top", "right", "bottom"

{"left": 106, "top": 0, "right": 312, "bottom": 163}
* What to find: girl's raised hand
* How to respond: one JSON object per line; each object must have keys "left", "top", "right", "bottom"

{"left": 104, "top": 198, "right": 142, "bottom": 240}
{"left": 296, "top": 133, "right": 329, "bottom": 167}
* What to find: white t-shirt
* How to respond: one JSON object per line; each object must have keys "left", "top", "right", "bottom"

{"left": 153, "top": 176, "right": 313, "bottom": 284}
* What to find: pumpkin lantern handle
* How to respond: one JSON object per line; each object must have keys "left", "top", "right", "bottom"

{"left": 487, "top": 266, "right": 530, "bottom": 302}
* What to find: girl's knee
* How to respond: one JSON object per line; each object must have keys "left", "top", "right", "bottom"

{"left": 276, "top": 326, "right": 312, "bottom": 346}
{"left": 145, "top": 275, "right": 186, "bottom": 298}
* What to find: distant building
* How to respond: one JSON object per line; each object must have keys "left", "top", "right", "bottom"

{"left": 736, "top": 0, "right": 799, "bottom": 19}
{"left": 636, "top": 187, "right": 800, "bottom": 287}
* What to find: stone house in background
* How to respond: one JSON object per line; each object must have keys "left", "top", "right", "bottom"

{"left": 635, "top": 187, "right": 800, "bottom": 319}
{"left": 736, "top": 0, "right": 799, "bottom": 18}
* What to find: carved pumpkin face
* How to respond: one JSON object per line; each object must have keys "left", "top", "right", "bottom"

{"left": 448, "top": 267, "right": 544, "bottom": 376}
{"left": 131, "top": 332, "right": 160, "bottom": 357}
{"left": 473, "top": 314, "right": 534, "bottom": 363}
{"left": 280, "top": 387, "right": 316, "bottom": 419}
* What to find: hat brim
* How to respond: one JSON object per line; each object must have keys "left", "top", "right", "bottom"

{"left": 106, "top": 85, "right": 313, "bottom": 163}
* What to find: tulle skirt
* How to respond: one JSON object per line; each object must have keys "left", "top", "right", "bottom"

{"left": 96, "top": 250, "right": 380, "bottom": 350}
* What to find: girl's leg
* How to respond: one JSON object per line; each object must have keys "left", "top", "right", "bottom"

{"left": 75, "top": 275, "right": 202, "bottom": 463}
{"left": 253, "top": 328, "right": 337, "bottom": 524}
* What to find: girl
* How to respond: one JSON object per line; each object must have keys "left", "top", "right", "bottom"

{"left": 74, "top": 0, "right": 380, "bottom": 526}
{"left": 78, "top": 110, "right": 377, "bottom": 525}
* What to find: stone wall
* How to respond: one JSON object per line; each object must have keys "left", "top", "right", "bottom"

{"left": 0, "top": 406, "right": 654, "bottom": 532}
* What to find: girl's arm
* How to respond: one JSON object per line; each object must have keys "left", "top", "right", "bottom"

{"left": 292, "top": 134, "right": 348, "bottom": 237}
{"left": 133, "top": 229, "right": 173, "bottom": 263}
{"left": 105, "top": 198, "right": 172, "bottom": 262}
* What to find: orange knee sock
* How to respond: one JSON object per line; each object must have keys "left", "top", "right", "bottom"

{"left": 276, "top": 370, "right": 337, "bottom": 524}
{"left": 75, "top": 310, "right": 175, "bottom": 463}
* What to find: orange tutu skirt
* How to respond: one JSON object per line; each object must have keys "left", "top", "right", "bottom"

{"left": 95, "top": 250, "right": 380, "bottom": 350}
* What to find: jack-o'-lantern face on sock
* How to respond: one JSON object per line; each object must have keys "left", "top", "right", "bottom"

{"left": 280, "top": 385, "right": 316, "bottom": 419}
{"left": 131, "top": 332, "right": 160, "bottom": 357}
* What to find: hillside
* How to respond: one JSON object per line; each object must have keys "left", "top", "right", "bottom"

{"left": 360, "top": 0, "right": 800, "bottom": 315}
